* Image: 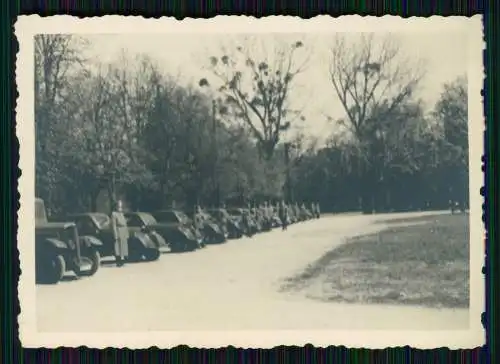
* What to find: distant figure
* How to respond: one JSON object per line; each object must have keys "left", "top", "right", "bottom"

{"left": 279, "top": 201, "right": 288, "bottom": 231}
{"left": 111, "top": 200, "right": 129, "bottom": 267}
{"left": 315, "top": 202, "right": 321, "bottom": 219}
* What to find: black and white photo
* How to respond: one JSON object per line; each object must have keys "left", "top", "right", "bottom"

{"left": 16, "top": 15, "right": 484, "bottom": 349}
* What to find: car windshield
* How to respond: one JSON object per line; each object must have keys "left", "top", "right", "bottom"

{"left": 141, "top": 213, "right": 157, "bottom": 225}
{"left": 175, "top": 212, "right": 191, "bottom": 224}
{"left": 154, "top": 211, "right": 180, "bottom": 223}
{"left": 93, "top": 214, "right": 110, "bottom": 228}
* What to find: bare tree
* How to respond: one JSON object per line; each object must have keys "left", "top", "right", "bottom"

{"left": 35, "top": 34, "right": 88, "bottom": 106}
{"left": 328, "top": 34, "right": 425, "bottom": 212}
{"left": 199, "top": 36, "right": 309, "bottom": 159}
{"left": 328, "top": 34, "right": 425, "bottom": 149}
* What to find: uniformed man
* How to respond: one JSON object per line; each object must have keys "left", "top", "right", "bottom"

{"left": 279, "top": 200, "right": 288, "bottom": 231}
{"left": 111, "top": 200, "right": 129, "bottom": 267}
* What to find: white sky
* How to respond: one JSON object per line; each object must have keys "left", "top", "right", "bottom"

{"left": 84, "top": 31, "right": 468, "bottom": 143}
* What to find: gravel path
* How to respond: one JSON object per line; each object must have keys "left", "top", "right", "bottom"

{"left": 36, "top": 211, "right": 468, "bottom": 332}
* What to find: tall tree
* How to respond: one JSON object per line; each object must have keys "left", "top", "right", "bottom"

{"left": 433, "top": 75, "right": 469, "bottom": 205}
{"left": 328, "top": 33, "right": 425, "bottom": 211}
{"left": 34, "top": 34, "right": 88, "bottom": 211}
{"left": 199, "top": 36, "right": 308, "bottom": 159}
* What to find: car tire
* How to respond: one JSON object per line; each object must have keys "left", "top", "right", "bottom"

{"left": 39, "top": 254, "right": 65, "bottom": 284}
{"left": 80, "top": 249, "right": 100, "bottom": 276}
{"left": 144, "top": 248, "right": 160, "bottom": 261}
{"left": 126, "top": 249, "right": 143, "bottom": 262}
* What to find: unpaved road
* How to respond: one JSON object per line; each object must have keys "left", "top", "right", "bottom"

{"left": 36, "top": 211, "right": 469, "bottom": 332}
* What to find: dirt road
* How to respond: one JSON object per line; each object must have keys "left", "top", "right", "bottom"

{"left": 36, "top": 211, "right": 469, "bottom": 332}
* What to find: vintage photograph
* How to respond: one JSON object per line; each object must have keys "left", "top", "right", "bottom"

{"left": 17, "top": 15, "right": 484, "bottom": 348}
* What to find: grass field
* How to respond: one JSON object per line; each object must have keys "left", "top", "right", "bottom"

{"left": 282, "top": 214, "right": 470, "bottom": 308}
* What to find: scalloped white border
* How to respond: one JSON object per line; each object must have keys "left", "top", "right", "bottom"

{"left": 15, "top": 15, "right": 485, "bottom": 349}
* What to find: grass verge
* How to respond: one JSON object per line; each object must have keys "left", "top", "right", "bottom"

{"left": 282, "top": 214, "right": 469, "bottom": 308}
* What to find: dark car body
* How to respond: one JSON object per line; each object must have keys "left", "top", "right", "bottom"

{"left": 269, "top": 207, "right": 283, "bottom": 227}
{"left": 150, "top": 210, "right": 202, "bottom": 252}
{"left": 35, "top": 198, "right": 98, "bottom": 284}
{"left": 194, "top": 210, "right": 227, "bottom": 244}
{"left": 288, "top": 206, "right": 299, "bottom": 224}
{"left": 66, "top": 212, "right": 160, "bottom": 262}
{"left": 206, "top": 208, "right": 244, "bottom": 239}
{"left": 227, "top": 208, "right": 259, "bottom": 236}
{"left": 123, "top": 212, "right": 169, "bottom": 250}
{"left": 300, "top": 206, "right": 313, "bottom": 221}
{"left": 254, "top": 207, "right": 273, "bottom": 231}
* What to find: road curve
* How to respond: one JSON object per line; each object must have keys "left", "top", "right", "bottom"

{"left": 36, "top": 210, "right": 469, "bottom": 332}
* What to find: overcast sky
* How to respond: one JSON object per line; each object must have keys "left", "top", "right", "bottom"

{"left": 84, "top": 31, "right": 468, "bottom": 143}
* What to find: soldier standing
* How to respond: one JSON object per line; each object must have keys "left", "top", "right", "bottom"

{"left": 111, "top": 200, "right": 129, "bottom": 267}
{"left": 279, "top": 200, "right": 288, "bottom": 231}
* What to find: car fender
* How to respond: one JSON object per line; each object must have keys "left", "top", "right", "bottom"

{"left": 37, "top": 237, "right": 68, "bottom": 251}
{"left": 177, "top": 227, "right": 195, "bottom": 241}
{"left": 79, "top": 235, "right": 103, "bottom": 248}
{"left": 130, "top": 232, "right": 157, "bottom": 249}
{"left": 149, "top": 231, "right": 168, "bottom": 248}
{"left": 207, "top": 223, "right": 221, "bottom": 234}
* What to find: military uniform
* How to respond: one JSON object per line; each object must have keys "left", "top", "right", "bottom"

{"left": 111, "top": 210, "right": 129, "bottom": 266}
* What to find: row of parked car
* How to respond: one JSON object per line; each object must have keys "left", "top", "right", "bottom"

{"left": 34, "top": 197, "right": 321, "bottom": 285}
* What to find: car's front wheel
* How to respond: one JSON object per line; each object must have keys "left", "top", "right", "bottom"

{"left": 80, "top": 249, "right": 100, "bottom": 276}
{"left": 37, "top": 254, "right": 66, "bottom": 284}
{"left": 144, "top": 248, "right": 160, "bottom": 261}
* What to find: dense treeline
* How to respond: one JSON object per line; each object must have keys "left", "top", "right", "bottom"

{"left": 35, "top": 34, "right": 468, "bottom": 215}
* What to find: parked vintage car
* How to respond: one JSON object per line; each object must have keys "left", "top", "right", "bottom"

{"left": 255, "top": 206, "right": 273, "bottom": 232}
{"left": 123, "top": 212, "right": 169, "bottom": 251}
{"left": 65, "top": 212, "right": 160, "bottom": 262}
{"left": 207, "top": 208, "right": 244, "bottom": 239}
{"left": 35, "top": 198, "right": 100, "bottom": 284}
{"left": 150, "top": 210, "right": 203, "bottom": 252}
{"left": 269, "top": 207, "right": 283, "bottom": 227}
{"left": 300, "top": 205, "right": 313, "bottom": 221}
{"left": 287, "top": 206, "right": 299, "bottom": 224}
{"left": 227, "top": 208, "right": 259, "bottom": 236}
{"left": 194, "top": 210, "right": 227, "bottom": 244}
